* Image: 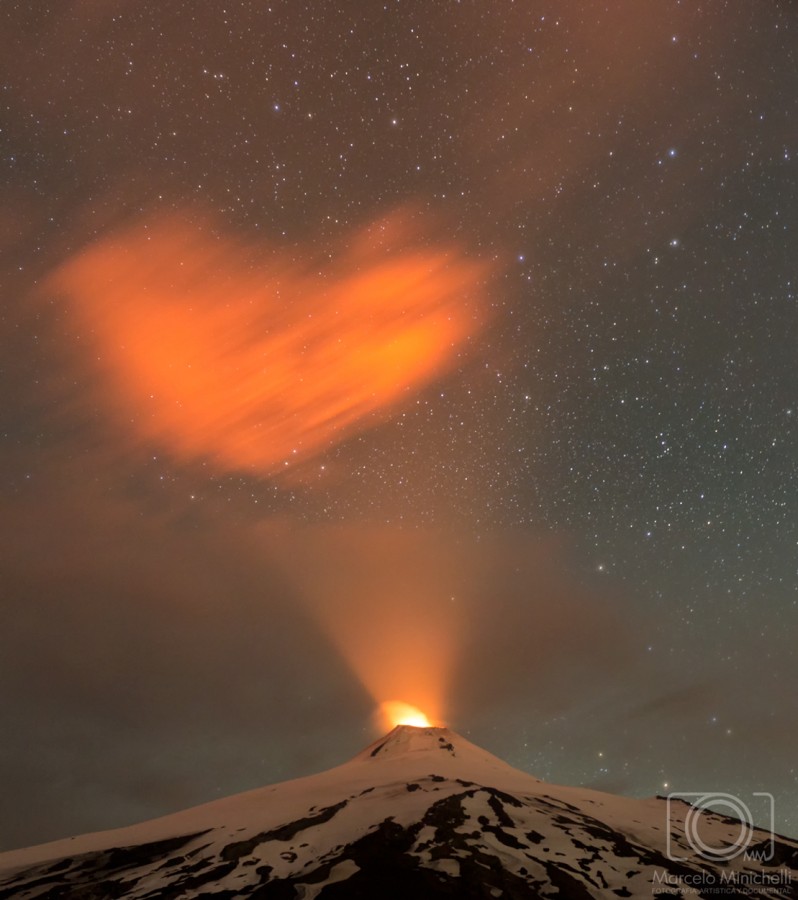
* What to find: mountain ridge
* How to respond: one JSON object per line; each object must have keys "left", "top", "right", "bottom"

{"left": 1, "top": 725, "right": 795, "bottom": 898}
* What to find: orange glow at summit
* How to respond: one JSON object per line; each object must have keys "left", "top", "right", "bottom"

{"left": 262, "top": 524, "right": 462, "bottom": 738}
{"left": 380, "top": 701, "right": 434, "bottom": 729}
{"left": 50, "top": 210, "right": 490, "bottom": 478}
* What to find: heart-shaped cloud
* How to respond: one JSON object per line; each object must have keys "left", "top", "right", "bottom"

{"left": 49, "top": 208, "right": 491, "bottom": 479}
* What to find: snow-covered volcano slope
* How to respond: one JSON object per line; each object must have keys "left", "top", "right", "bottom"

{"left": 0, "top": 725, "right": 795, "bottom": 898}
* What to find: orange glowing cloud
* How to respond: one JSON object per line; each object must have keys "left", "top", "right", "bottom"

{"left": 50, "top": 210, "right": 489, "bottom": 477}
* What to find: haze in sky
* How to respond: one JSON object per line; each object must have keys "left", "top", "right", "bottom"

{"left": 1, "top": 0, "right": 796, "bottom": 850}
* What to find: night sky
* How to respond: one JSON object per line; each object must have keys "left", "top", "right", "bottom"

{"left": 2, "top": 1, "right": 797, "bottom": 851}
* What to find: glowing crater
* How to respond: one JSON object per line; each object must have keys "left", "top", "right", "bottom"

{"left": 380, "top": 700, "right": 433, "bottom": 729}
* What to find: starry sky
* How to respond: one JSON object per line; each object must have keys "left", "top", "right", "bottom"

{"left": 1, "top": 0, "right": 796, "bottom": 851}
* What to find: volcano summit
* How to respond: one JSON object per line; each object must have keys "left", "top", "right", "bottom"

{"left": 0, "top": 725, "right": 795, "bottom": 898}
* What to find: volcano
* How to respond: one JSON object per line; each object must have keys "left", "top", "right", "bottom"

{"left": 0, "top": 725, "right": 795, "bottom": 898}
